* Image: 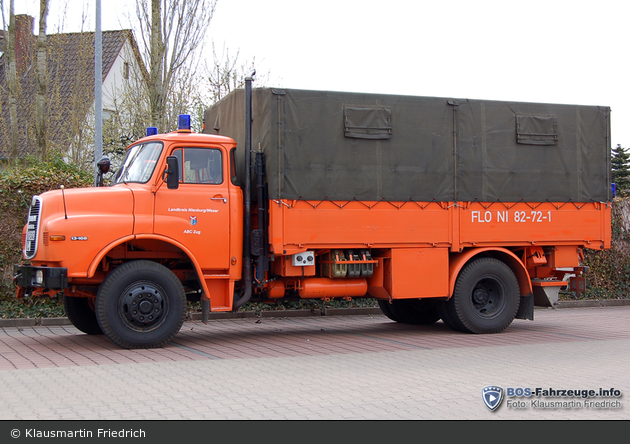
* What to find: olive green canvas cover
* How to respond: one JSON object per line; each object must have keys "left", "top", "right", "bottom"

{"left": 204, "top": 88, "right": 611, "bottom": 202}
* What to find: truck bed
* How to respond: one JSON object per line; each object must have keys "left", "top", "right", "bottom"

{"left": 270, "top": 199, "right": 610, "bottom": 254}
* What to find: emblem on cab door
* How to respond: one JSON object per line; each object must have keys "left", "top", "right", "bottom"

{"left": 189, "top": 216, "right": 197, "bottom": 226}
{"left": 482, "top": 386, "right": 504, "bottom": 411}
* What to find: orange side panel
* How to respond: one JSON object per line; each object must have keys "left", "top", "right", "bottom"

{"left": 270, "top": 200, "right": 451, "bottom": 252}
{"left": 205, "top": 278, "right": 234, "bottom": 311}
{"left": 459, "top": 202, "right": 609, "bottom": 248}
{"left": 269, "top": 200, "right": 610, "bottom": 253}
{"left": 548, "top": 245, "right": 581, "bottom": 268}
{"left": 385, "top": 248, "right": 449, "bottom": 299}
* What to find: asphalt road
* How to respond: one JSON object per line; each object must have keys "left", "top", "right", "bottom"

{"left": 0, "top": 305, "right": 629, "bottom": 421}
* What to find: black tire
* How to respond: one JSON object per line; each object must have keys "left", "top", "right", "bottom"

{"left": 378, "top": 299, "right": 397, "bottom": 321}
{"left": 448, "top": 257, "right": 520, "bottom": 334}
{"left": 63, "top": 295, "right": 103, "bottom": 335}
{"left": 436, "top": 300, "right": 467, "bottom": 332}
{"left": 96, "top": 260, "right": 186, "bottom": 349}
{"left": 378, "top": 299, "right": 441, "bottom": 325}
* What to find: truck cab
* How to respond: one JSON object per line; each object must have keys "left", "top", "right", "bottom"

{"left": 15, "top": 118, "right": 243, "bottom": 348}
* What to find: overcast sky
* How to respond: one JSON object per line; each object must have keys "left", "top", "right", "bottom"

{"left": 12, "top": 0, "right": 630, "bottom": 148}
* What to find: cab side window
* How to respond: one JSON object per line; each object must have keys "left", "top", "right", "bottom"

{"left": 171, "top": 148, "right": 223, "bottom": 184}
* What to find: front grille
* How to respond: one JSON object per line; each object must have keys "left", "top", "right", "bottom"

{"left": 24, "top": 196, "right": 42, "bottom": 259}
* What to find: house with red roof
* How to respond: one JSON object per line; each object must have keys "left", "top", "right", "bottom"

{"left": 0, "top": 14, "right": 148, "bottom": 165}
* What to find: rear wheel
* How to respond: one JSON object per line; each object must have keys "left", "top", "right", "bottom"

{"left": 377, "top": 299, "right": 397, "bottom": 321}
{"left": 96, "top": 260, "right": 186, "bottom": 349}
{"left": 447, "top": 257, "right": 520, "bottom": 334}
{"left": 436, "top": 300, "right": 467, "bottom": 332}
{"left": 378, "top": 299, "right": 441, "bottom": 325}
{"left": 63, "top": 295, "right": 103, "bottom": 335}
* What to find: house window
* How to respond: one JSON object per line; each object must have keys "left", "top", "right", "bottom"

{"left": 103, "top": 109, "right": 115, "bottom": 122}
{"left": 123, "top": 62, "right": 129, "bottom": 80}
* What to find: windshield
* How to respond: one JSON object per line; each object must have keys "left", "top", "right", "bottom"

{"left": 114, "top": 142, "right": 163, "bottom": 184}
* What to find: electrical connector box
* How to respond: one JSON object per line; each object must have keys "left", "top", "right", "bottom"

{"left": 292, "top": 251, "right": 315, "bottom": 267}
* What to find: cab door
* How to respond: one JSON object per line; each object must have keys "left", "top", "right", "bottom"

{"left": 154, "top": 146, "right": 230, "bottom": 270}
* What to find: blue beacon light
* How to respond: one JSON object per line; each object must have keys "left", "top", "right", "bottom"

{"left": 146, "top": 127, "right": 158, "bottom": 136}
{"left": 178, "top": 114, "right": 192, "bottom": 133}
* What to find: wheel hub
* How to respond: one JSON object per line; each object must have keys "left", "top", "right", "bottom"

{"left": 138, "top": 299, "right": 153, "bottom": 315}
{"left": 120, "top": 283, "right": 166, "bottom": 328}
{"left": 472, "top": 287, "right": 489, "bottom": 306}
{"left": 471, "top": 277, "right": 505, "bottom": 317}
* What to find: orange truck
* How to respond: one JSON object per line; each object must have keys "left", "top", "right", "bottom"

{"left": 14, "top": 76, "right": 612, "bottom": 348}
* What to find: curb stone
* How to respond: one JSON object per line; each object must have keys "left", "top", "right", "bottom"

{"left": 552, "top": 299, "right": 630, "bottom": 308}
{"left": 0, "top": 300, "right": 628, "bottom": 328}
{"left": 0, "top": 317, "right": 73, "bottom": 328}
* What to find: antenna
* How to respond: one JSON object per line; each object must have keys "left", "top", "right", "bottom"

{"left": 60, "top": 185, "right": 68, "bottom": 219}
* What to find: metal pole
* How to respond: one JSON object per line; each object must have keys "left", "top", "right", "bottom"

{"left": 94, "top": 0, "right": 103, "bottom": 186}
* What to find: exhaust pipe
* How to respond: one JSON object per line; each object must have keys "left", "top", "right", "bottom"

{"left": 233, "top": 70, "right": 256, "bottom": 311}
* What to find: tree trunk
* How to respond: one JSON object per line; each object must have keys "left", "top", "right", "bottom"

{"left": 5, "top": 0, "right": 19, "bottom": 165}
{"left": 35, "top": 0, "right": 49, "bottom": 161}
{"left": 149, "top": 0, "right": 164, "bottom": 131}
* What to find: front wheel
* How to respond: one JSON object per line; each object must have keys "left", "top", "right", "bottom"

{"left": 447, "top": 257, "right": 520, "bottom": 334}
{"left": 63, "top": 295, "right": 103, "bottom": 335}
{"left": 96, "top": 260, "right": 186, "bottom": 349}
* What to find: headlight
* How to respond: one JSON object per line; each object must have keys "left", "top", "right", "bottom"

{"left": 35, "top": 270, "right": 44, "bottom": 285}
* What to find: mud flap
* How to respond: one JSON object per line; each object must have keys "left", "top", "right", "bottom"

{"left": 515, "top": 295, "right": 534, "bottom": 320}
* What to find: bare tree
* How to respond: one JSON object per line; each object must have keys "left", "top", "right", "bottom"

{"left": 149, "top": 0, "right": 163, "bottom": 132}
{"left": 35, "top": 0, "right": 49, "bottom": 160}
{"left": 100, "top": 51, "right": 153, "bottom": 171}
{"left": 64, "top": 34, "right": 101, "bottom": 169}
{"left": 2, "top": 0, "right": 19, "bottom": 164}
{"left": 206, "top": 42, "right": 264, "bottom": 105}
{"left": 134, "top": 0, "right": 217, "bottom": 132}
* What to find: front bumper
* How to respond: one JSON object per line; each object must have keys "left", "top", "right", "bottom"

{"left": 14, "top": 265, "right": 68, "bottom": 290}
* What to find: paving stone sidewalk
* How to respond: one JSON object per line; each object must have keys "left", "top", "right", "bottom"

{"left": 0, "top": 305, "right": 629, "bottom": 420}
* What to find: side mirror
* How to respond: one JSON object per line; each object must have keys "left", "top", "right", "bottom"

{"left": 96, "top": 157, "right": 111, "bottom": 187}
{"left": 165, "top": 156, "right": 180, "bottom": 190}
{"left": 97, "top": 157, "right": 111, "bottom": 174}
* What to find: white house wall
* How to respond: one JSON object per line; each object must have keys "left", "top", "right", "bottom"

{"left": 66, "top": 37, "right": 146, "bottom": 169}
{"left": 101, "top": 40, "right": 145, "bottom": 114}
